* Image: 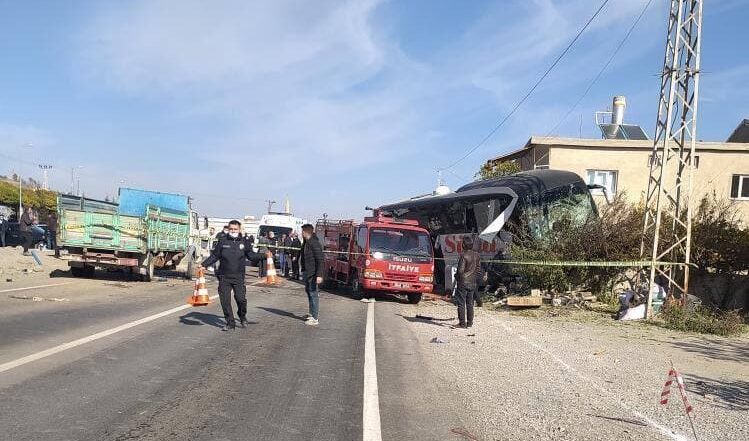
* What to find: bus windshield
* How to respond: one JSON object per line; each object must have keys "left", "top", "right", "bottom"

{"left": 258, "top": 225, "right": 292, "bottom": 238}
{"left": 369, "top": 228, "right": 432, "bottom": 257}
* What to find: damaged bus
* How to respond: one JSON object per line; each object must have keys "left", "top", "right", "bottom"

{"left": 377, "top": 169, "right": 597, "bottom": 292}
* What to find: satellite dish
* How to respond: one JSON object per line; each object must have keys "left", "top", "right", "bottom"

{"left": 434, "top": 184, "right": 451, "bottom": 195}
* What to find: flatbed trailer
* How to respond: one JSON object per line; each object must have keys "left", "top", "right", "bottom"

{"left": 58, "top": 193, "right": 198, "bottom": 281}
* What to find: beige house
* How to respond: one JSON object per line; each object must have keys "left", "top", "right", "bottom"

{"left": 487, "top": 135, "right": 749, "bottom": 220}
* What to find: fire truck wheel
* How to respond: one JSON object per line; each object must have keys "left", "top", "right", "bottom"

{"left": 407, "top": 293, "right": 422, "bottom": 304}
{"left": 350, "top": 274, "right": 364, "bottom": 300}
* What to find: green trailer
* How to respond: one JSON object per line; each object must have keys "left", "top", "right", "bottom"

{"left": 58, "top": 194, "right": 199, "bottom": 281}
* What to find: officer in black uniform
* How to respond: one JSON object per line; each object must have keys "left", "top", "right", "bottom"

{"left": 200, "top": 220, "right": 258, "bottom": 331}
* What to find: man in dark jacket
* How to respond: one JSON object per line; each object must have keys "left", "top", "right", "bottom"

{"left": 46, "top": 212, "right": 59, "bottom": 257}
{"left": 0, "top": 214, "right": 7, "bottom": 247}
{"left": 257, "top": 233, "right": 269, "bottom": 277}
{"left": 455, "top": 236, "right": 480, "bottom": 328}
{"left": 300, "top": 224, "right": 324, "bottom": 326}
{"left": 215, "top": 225, "right": 228, "bottom": 241}
{"left": 290, "top": 233, "right": 302, "bottom": 279}
{"left": 19, "top": 207, "right": 35, "bottom": 255}
{"left": 281, "top": 233, "right": 293, "bottom": 277}
{"left": 200, "top": 220, "right": 257, "bottom": 331}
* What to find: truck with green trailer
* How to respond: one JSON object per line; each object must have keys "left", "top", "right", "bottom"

{"left": 57, "top": 188, "right": 200, "bottom": 281}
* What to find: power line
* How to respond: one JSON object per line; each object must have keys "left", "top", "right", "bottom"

{"left": 541, "top": 0, "right": 655, "bottom": 138}
{"left": 438, "top": 0, "right": 612, "bottom": 172}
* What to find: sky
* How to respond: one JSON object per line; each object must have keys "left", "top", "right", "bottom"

{"left": 0, "top": 0, "right": 747, "bottom": 220}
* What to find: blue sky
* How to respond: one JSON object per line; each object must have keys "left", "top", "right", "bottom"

{"left": 0, "top": 0, "right": 747, "bottom": 220}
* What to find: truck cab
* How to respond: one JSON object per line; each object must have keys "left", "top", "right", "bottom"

{"left": 317, "top": 216, "right": 434, "bottom": 304}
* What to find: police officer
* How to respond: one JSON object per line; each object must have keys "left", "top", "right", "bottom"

{"left": 200, "top": 220, "right": 257, "bottom": 331}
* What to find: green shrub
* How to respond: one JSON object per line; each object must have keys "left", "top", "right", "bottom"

{"left": 659, "top": 303, "right": 745, "bottom": 336}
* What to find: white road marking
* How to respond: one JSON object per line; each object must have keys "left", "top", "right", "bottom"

{"left": 0, "top": 282, "right": 75, "bottom": 294}
{"left": 499, "top": 321, "right": 689, "bottom": 441}
{"left": 363, "top": 301, "right": 382, "bottom": 441}
{"left": 0, "top": 294, "right": 219, "bottom": 374}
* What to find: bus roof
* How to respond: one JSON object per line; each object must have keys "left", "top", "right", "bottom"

{"left": 379, "top": 169, "right": 586, "bottom": 211}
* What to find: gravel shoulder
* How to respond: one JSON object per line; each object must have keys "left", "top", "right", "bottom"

{"left": 393, "top": 300, "right": 749, "bottom": 441}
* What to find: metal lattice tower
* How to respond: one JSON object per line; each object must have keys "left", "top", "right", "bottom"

{"left": 641, "top": 0, "right": 703, "bottom": 316}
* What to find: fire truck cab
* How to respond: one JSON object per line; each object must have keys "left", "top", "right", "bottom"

{"left": 316, "top": 216, "right": 434, "bottom": 304}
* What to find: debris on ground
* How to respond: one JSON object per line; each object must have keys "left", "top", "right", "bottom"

{"left": 430, "top": 337, "right": 448, "bottom": 344}
{"left": 30, "top": 250, "right": 43, "bottom": 266}
{"left": 506, "top": 295, "right": 543, "bottom": 307}
{"left": 103, "top": 282, "right": 131, "bottom": 288}
{"left": 450, "top": 427, "right": 479, "bottom": 440}
{"left": 9, "top": 295, "right": 70, "bottom": 302}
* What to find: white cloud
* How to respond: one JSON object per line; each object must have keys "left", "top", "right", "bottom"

{"left": 72, "top": 0, "right": 669, "bottom": 216}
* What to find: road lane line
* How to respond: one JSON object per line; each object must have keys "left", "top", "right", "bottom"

{"left": 0, "top": 282, "right": 75, "bottom": 294}
{"left": 363, "top": 301, "right": 382, "bottom": 441}
{"left": 0, "top": 294, "right": 219, "bottom": 374}
{"left": 499, "top": 321, "right": 689, "bottom": 441}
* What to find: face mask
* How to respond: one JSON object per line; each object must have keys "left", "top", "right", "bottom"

{"left": 228, "top": 232, "right": 239, "bottom": 238}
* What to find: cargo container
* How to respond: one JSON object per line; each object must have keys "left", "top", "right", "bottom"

{"left": 57, "top": 190, "right": 201, "bottom": 281}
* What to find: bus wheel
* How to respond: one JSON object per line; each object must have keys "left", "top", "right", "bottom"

{"left": 407, "top": 293, "right": 422, "bottom": 304}
{"left": 350, "top": 274, "right": 364, "bottom": 300}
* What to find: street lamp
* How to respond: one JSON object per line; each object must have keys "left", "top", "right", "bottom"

{"left": 17, "top": 143, "right": 33, "bottom": 217}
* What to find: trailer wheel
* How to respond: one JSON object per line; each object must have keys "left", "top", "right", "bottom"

{"left": 350, "top": 274, "right": 364, "bottom": 300}
{"left": 70, "top": 266, "right": 86, "bottom": 277}
{"left": 71, "top": 265, "right": 95, "bottom": 278}
{"left": 407, "top": 293, "right": 422, "bottom": 304}
{"left": 142, "top": 252, "right": 155, "bottom": 282}
{"left": 185, "top": 248, "right": 195, "bottom": 280}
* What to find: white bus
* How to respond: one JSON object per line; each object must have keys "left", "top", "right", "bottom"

{"left": 258, "top": 213, "right": 308, "bottom": 238}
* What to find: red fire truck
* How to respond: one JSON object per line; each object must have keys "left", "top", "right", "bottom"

{"left": 316, "top": 216, "right": 434, "bottom": 304}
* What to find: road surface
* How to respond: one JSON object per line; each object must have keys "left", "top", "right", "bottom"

{"left": 0, "top": 272, "right": 467, "bottom": 441}
{"left": 0, "top": 268, "right": 746, "bottom": 441}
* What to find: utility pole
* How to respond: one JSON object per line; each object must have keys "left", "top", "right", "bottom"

{"left": 265, "top": 199, "right": 276, "bottom": 214}
{"left": 38, "top": 164, "right": 53, "bottom": 190}
{"left": 70, "top": 166, "right": 83, "bottom": 196}
{"left": 640, "top": 0, "right": 703, "bottom": 317}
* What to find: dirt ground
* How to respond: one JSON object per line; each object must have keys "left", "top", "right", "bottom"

{"left": 0, "top": 246, "right": 70, "bottom": 284}
{"left": 397, "top": 300, "right": 748, "bottom": 441}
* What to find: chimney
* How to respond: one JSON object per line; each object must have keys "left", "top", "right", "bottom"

{"left": 611, "top": 95, "right": 626, "bottom": 125}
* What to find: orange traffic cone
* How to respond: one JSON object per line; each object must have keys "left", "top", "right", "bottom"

{"left": 265, "top": 251, "right": 278, "bottom": 285}
{"left": 188, "top": 267, "right": 212, "bottom": 306}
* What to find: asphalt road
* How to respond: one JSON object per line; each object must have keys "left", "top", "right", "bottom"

{"left": 0, "top": 272, "right": 467, "bottom": 441}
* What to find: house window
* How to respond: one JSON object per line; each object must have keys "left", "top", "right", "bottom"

{"left": 587, "top": 170, "right": 618, "bottom": 196}
{"left": 730, "top": 175, "right": 749, "bottom": 200}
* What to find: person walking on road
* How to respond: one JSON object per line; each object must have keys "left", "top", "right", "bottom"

{"left": 19, "top": 207, "right": 36, "bottom": 256}
{"left": 290, "top": 232, "right": 302, "bottom": 280}
{"left": 46, "top": 211, "right": 59, "bottom": 257}
{"left": 0, "top": 214, "right": 7, "bottom": 247}
{"left": 200, "top": 220, "right": 258, "bottom": 331}
{"left": 281, "top": 233, "right": 293, "bottom": 277}
{"left": 257, "top": 233, "right": 269, "bottom": 277}
{"left": 216, "top": 225, "right": 228, "bottom": 241}
{"left": 300, "top": 224, "right": 323, "bottom": 326}
{"left": 455, "top": 236, "right": 480, "bottom": 328}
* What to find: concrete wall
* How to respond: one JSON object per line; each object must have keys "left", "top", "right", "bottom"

{"left": 545, "top": 143, "right": 749, "bottom": 221}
